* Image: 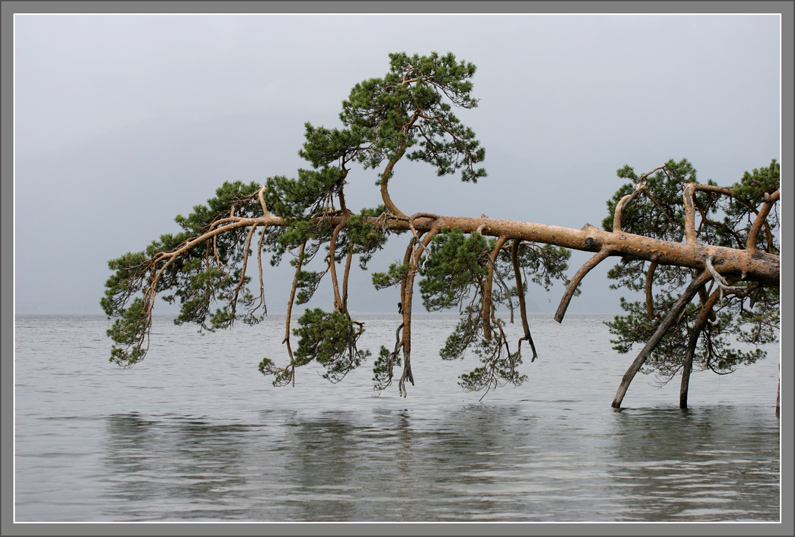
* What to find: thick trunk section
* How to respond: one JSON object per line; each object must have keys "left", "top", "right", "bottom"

{"left": 210, "top": 214, "right": 779, "bottom": 287}
{"left": 397, "top": 217, "right": 778, "bottom": 287}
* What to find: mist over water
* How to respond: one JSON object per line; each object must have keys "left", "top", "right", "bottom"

{"left": 14, "top": 314, "right": 780, "bottom": 522}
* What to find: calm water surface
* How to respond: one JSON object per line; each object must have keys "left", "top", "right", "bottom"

{"left": 14, "top": 314, "right": 780, "bottom": 522}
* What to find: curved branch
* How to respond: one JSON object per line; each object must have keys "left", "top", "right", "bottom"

{"left": 747, "top": 188, "right": 780, "bottom": 253}
{"left": 683, "top": 183, "right": 734, "bottom": 244}
{"left": 398, "top": 226, "right": 441, "bottom": 397}
{"left": 613, "top": 185, "right": 643, "bottom": 233}
{"left": 378, "top": 112, "right": 419, "bottom": 220}
{"left": 554, "top": 247, "right": 613, "bottom": 323}
{"left": 230, "top": 224, "right": 259, "bottom": 307}
{"left": 408, "top": 213, "right": 441, "bottom": 267}
{"left": 511, "top": 240, "right": 538, "bottom": 361}
{"left": 380, "top": 156, "right": 408, "bottom": 219}
{"left": 327, "top": 215, "right": 350, "bottom": 311}
{"left": 705, "top": 255, "right": 744, "bottom": 297}
{"left": 645, "top": 261, "right": 658, "bottom": 320}
{"left": 613, "top": 167, "right": 667, "bottom": 233}
{"left": 283, "top": 241, "right": 307, "bottom": 385}
{"left": 257, "top": 185, "right": 269, "bottom": 216}
{"left": 482, "top": 236, "right": 508, "bottom": 339}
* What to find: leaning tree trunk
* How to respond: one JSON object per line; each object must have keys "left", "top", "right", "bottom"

{"left": 611, "top": 271, "right": 713, "bottom": 409}
{"left": 679, "top": 282, "right": 728, "bottom": 409}
{"left": 396, "top": 216, "right": 779, "bottom": 289}
{"left": 103, "top": 197, "right": 780, "bottom": 405}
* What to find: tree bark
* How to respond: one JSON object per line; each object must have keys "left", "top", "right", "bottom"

{"left": 112, "top": 193, "right": 779, "bottom": 405}
{"left": 511, "top": 240, "right": 538, "bottom": 361}
{"left": 398, "top": 227, "right": 440, "bottom": 397}
{"left": 554, "top": 247, "right": 612, "bottom": 323}
{"left": 170, "top": 213, "right": 779, "bottom": 288}
{"left": 397, "top": 217, "right": 778, "bottom": 287}
{"left": 612, "top": 270, "right": 713, "bottom": 408}
{"left": 680, "top": 283, "right": 731, "bottom": 408}
{"left": 482, "top": 236, "right": 508, "bottom": 340}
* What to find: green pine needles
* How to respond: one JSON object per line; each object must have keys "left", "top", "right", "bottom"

{"left": 604, "top": 159, "right": 780, "bottom": 390}
{"left": 102, "top": 52, "right": 779, "bottom": 408}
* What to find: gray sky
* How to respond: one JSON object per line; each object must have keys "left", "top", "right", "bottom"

{"left": 13, "top": 12, "right": 781, "bottom": 315}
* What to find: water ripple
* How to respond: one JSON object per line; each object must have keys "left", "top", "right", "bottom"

{"left": 14, "top": 314, "right": 780, "bottom": 522}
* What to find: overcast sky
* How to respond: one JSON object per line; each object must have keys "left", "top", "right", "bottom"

{"left": 13, "top": 12, "right": 781, "bottom": 316}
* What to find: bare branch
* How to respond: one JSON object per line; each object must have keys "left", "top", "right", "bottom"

{"left": 254, "top": 225, "right": 268, "bottom": 315}
{"left": 376, "top": 322, "right": 405, "bottom": 393}
{"left": 645, "top": 261, "right": 658, "bottom": 320}
{"left": 554, "top": 248, "right": 613, "bottom": 323}
{"left": 284, "top": 241, "right": 307, "bottom": 385}
{"left": 705, "top": 255, "right": 744, "bottom": 298}
{"left": 482, "top": 236, "right": 508, "bottom": 340}
{"left": 327, "top": 216, "right": 350, "bottom": 311}
{"left": 683, "top": 183, "right": 733, "bottom": 244}
{"left": 511, "top": 240, "right": 538, "bottom": 361}
{"left": 747, "top": 188, "right": 780, "bottom": 253}
{"left": 398, "top": 226, "right": 441, "bottom": 397}
{"left": 613, "top": 167, "right": 667, "bottom": 233}
{"left": 612, "top": 184, "right": 643, "bottom": 233}
{"left": 408, "top": 213, "right": 441, "bottom": 270}
{"left": 257, "top": 185, "right": 269, "bottom": 216}
{"left": 342, "top": 245, "right": 354, "bottom": 314}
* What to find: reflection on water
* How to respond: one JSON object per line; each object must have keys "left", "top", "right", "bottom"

{"left": 98, "top": 405, "right": 779, "bottom": 522}
{"left": 104, "top": 414, "right": 254, "bottom": 519}
{"left": 15, "top": 315, "right": 781, "bottom": 522}
{"left": 608, "top": 407, "right": 780, "bottom": 521}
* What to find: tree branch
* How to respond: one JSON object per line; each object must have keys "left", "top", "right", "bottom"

{"left": 747, "top": 188, "right": 780, "bottom": 253}
{"left": 283, "top": 241, "right": 307, "bottom": 386}
{"left": 705, "top": 255, "right": 744, "bottom": 298}
{"left": 683, "top": 183, "right": 734, "bottom": 244}
{"left": 645, "top": 261, "right": 658, "bottom": 320}
{"left": 612, "top": 269, "right": 713, "bottom": 408}
{"left": 380, "top": 152, "right": 408, "bottom": 219}
{"left": 554, "top": 247, "right": 612, "bottom": 323}
{"left": 341, "top": 246, "right": 354, "bottom": 315}
{"left": 511, "top": 240, "right": 538, "bottom": 361}
{"left": 327, "top": 215, "right": 350, "bottom": 311}
{"left": 613, "top": 185, "right": 643, "bottom": 233}
{"left": 680, "top": 282, "right": 730, "bottom": 408}
{"left": 482, "top": 236, "right": 508, "bottom": 340}
{"left": 613, "top": 167, "right": 667, "bottom": 233}
{"left": 398, "top": 226, "right": 440, "bottom": 397}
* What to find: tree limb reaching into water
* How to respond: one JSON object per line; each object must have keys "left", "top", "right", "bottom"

{"left": 101, "top": 52, "right": 780, "bottom": 411}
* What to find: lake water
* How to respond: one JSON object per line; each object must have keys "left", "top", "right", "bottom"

{"left": 13, "top": 313, "right": 781, "bottom": 523}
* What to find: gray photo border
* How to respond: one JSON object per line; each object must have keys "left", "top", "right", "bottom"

{"left": 2, "top": 1, "right": 792, "bottom": 536}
